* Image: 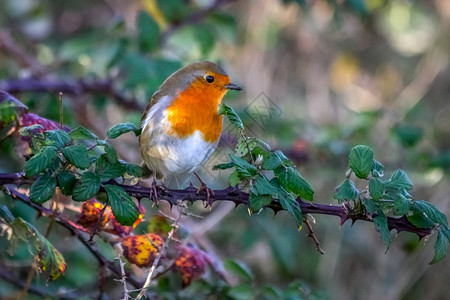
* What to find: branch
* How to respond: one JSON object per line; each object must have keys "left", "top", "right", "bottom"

{"left": 0, "top": 78, "right": 144, "bottom": 111}
{"left": 4, "top": 185, "right": 144, "bottom": 291}
{"left": 0, "top": 172, "right": 432, "bottom": 238}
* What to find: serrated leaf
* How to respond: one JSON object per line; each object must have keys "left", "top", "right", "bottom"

{"left": 96, "top": 154, "right": 126, "bottom": 180}
{"left": 373, "top": 211, "right": 391, "bottom": 251}
{"left": 25, "top": 146, "right": 58, "bottom": 177}
{"left": 72, "top": 172, "right": 100, "bottom": 202}
{"left": 249, "top": 193, "right": 273, "bottom": 212}
{"left": 230, "top": 154, "right": 257, "bottom": 179}
{"left": 19, "top": 124, "right": 44, "bottom": 137}
{"left": 30, "top": 172, "right": 57, "bottom": 203}
{"left": 333, "top": 179, "right": 358, "bottom": 203}
{"left": 229, "top": 169, "right": 240, "bottom": 186}
{"left": 430, "top": 230, "right": 448, "bottom": 264}
{"left": 274, "top": 150, "right": 292, "bottom": 166}
{"left": 218, "top": 103, "right": 244, "bottom": 130}
{"left": 411, "top": 200, "right": 448, "bottom": 227}
{"left": 393, "top": 193, "right": 410, "bottom": 215}
{"left": 274, "top": 166, "right": 314, "bottom": 201}
{"left": 362, "top": 197, "right": 378, "bottom": 215}
{"left": 104, "top": 143, "right": 119, "bottom": 163}
{"left": 223, "top": 259, "right": 254, "bottom": 282}
{"left": 104, "top": 185, "right": 139, "bottom": 226}
{"left": 106, "top": 122, "right": 140, "bottom": 139}
{"left": 213, "top": 161, "right": 234, "bottom": 171}
{"left": 56, "top": 171, "right": 77, "bottom": 196}
{"left": 407, "top": 212, "right": 435, "bottom": 229}
{"left": 124, "top": 162, "right": 143, "bottom": 177}
{"left": 69, "top": 126, "right": 98, "bottom": 140}
{"left": 262, "top": 152, "right": 283, "bottom": 170}
{"left": 247, "top": 137, "right": 271, "bottom": 151}
{"left": 278, "top": 188, "right": 303, "bottom": 228}
{"left": 44, "top": 130, "right": 72, "bottom": 149}
{"left": 369, "top": 178, "right": 385, "bottom": 201}
{"left": 385, "top": 169, "right": 413, "bottom": 191}
{"left": 253, "top": 174, "right": 278, "bottom": 196}
{"left": 371, "top": 159, "right": 384, "bottom": 177}
{"left": 38, "top": 238, "right": 67, "bottom": 281}
{"left": 61, "top": 145, "right": 91, "bottom": 169}
{"left": 349, "top": 145, "right": 374, "bottom": 179}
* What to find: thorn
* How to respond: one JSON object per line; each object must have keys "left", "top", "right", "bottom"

{"left": 247, "top": 208, "right": 252, "bottom": 216}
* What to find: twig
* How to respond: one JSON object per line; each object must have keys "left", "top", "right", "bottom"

{"left": 115, "top": 254, "right": 131, "bottom": 300}
{"left": 303, "top": 216, "right": 325, "bottom": 254}
{"left": 0, "top": 172, "right": 433, "bottom": 239}
{"left": 0, "top": 78, "right": 144, "bottom": 111}
{"left": 0, "top": 31, "right": 47, "bottom": 76}
{"left": 136, "top": 210, "right": 181, "bottom": 300}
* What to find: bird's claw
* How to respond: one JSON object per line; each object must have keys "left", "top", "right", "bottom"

{"left": 194, "top": 172, "right": 215, "bottom": 208}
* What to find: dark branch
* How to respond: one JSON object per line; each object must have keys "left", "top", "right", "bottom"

{"left": 0, "top": 173, "right": 432, "bottom": 238}
{"left": 0, "top": 78, "right": 145, "bottom": 111}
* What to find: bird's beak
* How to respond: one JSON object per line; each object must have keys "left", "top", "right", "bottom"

{"left": 224, "top": 83, "right": 242, "bottom": 91}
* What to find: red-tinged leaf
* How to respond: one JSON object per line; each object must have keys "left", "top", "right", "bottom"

{"left": 38, "top": 239, "right": 67, "bottom": 282}
{"left": 19, "top": 113, "right": 69, "bottom": 132}
{"left": 122, "top": 233, "right": 164, "bottom": 267}
{"left": 174, "top": 246, "right": 207, "bottom": 287}
{"left": 76, "top": 199, "right": 111, "bottom": 233}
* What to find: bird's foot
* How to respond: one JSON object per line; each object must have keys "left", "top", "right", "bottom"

{"left": 194, "top": 172, "right": 215, "bottom": 208}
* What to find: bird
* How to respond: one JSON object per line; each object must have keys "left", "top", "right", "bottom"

{"left": 139, "top": 61, "right": 242, "bottom": 196}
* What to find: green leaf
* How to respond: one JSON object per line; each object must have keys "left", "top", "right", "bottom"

{"left": 96, "top": 154, "right": 126, "bottom": 180}
{"left": 430, "top": 230, "right": 448, "bottom": 264}
{"left": 19, "top": 124, "right": 44, "bottom": 137}
{"left": 349, "top": 145, "right": 374, "bottom": 179}
{"left": 249, "top": 193, "right": 273, "bottom": 212}
{"left": 369, "top": 178, "right": 385, "bottom": 201}
{"left": 230, "top": 154, "right": 257, "bottom": 179}
{"left": 136, "top": 10, "right": 160, "bottom": 53}
{"left": 278, "top": 188, "right": 303, "bottom": 228}
{"left": 371, "top": 159, "right": 384, "bottom": 177}
{"left": 253, "top": 174, "right": 278, "bottom": 196}
{"left": 30, "top": 172, "right": 57, "bottom": 203}
{"left": 411, "top": 200, "right": 448, "bottom": 227}
{"left": 44, "top": 130, "right": 72, "bottom": 149}
{"left": 69, "top": 126, "right": 98, "bottom": 140}
{"left": 213, "top": 161, "right": 234, "bottom": 171}
{"left": 226, "top": 284, "right": 254, "bottom": 300}
{"left": 407, "top": 212, "right": 436, "bottom": 229}
{"left": 333, "top": 179, "right": 358, "bottom": 203}
{"left": 362, "top": 197, "right": 378, "bottom": 215}
{"left": 262, "top": 152, "right": 283, "bottom": 170}
{"left": 25, "top": 146, "right": 58, "bottom": 177}
{"left": 56, "top": 171, "right": 77, "bottom": 196}
{"left": 104, "top": 142, "right": 119, "bottom": 163}
{"left": 124, "top": 163, "right": 143, "bottom": 177}
{"left": 218, "top": 103, "right": 244, "bottom": 130}
{"left": 0, "top": 90, "right": 28, "bottom": 126}
{"left": 385, "top": 169, "right": 413, "bottom": 191}
{"left": 106, "top": 122, "right": 140, "bottom": 139}
{"left": 373, "top": 211, "right": 392, "bottom": 251}
{"left": 61, "top": 145, "right": 91, "bottom": 169}
{"left": 194, "top": 25, "right": 215, "bottom": 55}
{"left": 274, "top": 166, "right": 314, "bottom": 201}
{"left": 229, "top": 170, "right": 240, "bottom": 186}
{"left": 393, "top": 193, "right": 410, "bottom": 215}
{"left": 72, "top": 172, "right": 100, "bottom": 202}
{"left": 104, "top": 185, "right": 139, "bottom": 226}
{"left": 223, "top": 259, "right": 254, "bottom": 282}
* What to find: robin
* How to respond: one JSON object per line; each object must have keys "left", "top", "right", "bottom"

{"left": 139, "top": 61, "right": 242, "bottom": 194}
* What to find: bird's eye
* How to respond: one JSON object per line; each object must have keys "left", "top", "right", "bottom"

{"left": 205, "top": 75, "right": 214, "bottom": 83}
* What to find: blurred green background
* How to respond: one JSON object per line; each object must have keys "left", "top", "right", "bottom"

{"left": 1, "top": 0, "right": 450, "bottom": 299}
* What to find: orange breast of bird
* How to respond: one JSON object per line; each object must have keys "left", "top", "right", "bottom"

{"left": 165, "top": 75, "right": 230, "bottom": 143}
